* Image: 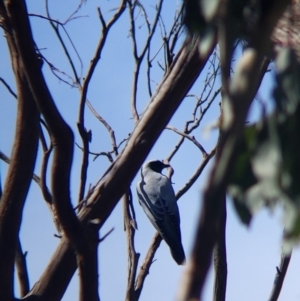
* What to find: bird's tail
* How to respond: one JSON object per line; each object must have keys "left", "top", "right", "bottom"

{"left": 170, "top": 243, "right": 186, "bottom": 265}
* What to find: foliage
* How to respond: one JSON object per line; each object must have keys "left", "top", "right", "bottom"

{"left": 228, "top": 48, "right": 300, "bottom": 245}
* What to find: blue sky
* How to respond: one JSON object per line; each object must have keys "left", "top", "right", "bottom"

{"left": 0, "top": 1, "right": 300, "bottom": 300}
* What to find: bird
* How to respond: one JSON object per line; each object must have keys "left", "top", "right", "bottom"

{"left": 136, "top": 160, "right": 186, "bottom": 265}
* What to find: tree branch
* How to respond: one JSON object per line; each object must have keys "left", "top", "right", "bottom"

{"left": 124, "top": 191, "right": 140, "bottom": 301}
{"left": 176, "top": 148, "right": 216, "bottom": 201}
{"left": 268, "top": 251, "right": 292, "bottom": 301}
{"left": 38, "top": 122, "right": 53, "bottom": 206}
{"left": 0, "top": 150, "right": 42, "bottom": 191}
{"left": 0, "top": 3, "right": 39, "bottom": 299}
{"left": 76, "top": 0, "right": 126, "bottom": 204}
{"left": 15, "top": 237, "right": 30, "bottom": 297}
{"left": 0, "top": 77, "right": 17, "bottom": 98}
{"left": 133, "top": 232, "right": 162, "bottom": 300}
{"left": 44, "top": 0, "right": 82, "bottom": 86}
{"left": 165, "top": 126, "right": 208, "bottom": 156}
{"left": 128, "top": 0, "right": 164, "bottom": 123}
{"left": 86, "top": 100, "right": 118, "bottom": 156}
{"left": 213, "top": 177, "right": 227, "bottom": 301}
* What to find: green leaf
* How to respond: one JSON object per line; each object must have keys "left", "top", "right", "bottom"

{"left": 227, "top": 47, "right": 300, "bottom": 242}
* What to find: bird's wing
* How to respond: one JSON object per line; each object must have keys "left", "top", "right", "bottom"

{"left": 158, "top": 176, "right": 180, "bottom": 223}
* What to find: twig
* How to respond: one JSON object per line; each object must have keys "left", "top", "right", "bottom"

{"left": 134, "top": 233, "right": 162, "bottom": 300}
{"left": 99, "top": 227, "right": 114, "bottom": 243}
{"left": 86, "top": 100, "right": 118, "bottom": 155}
{"left": 0, "top": 150, "right": 41, "bottom": 188}
{"left": 0, "top": 77, "right": 17, "bottom": 98}
{"left": 268, "top": 251, "right": 292, "bottom": 301}
{"left": 37, "top": 53, "right": 78, "bottom": 87}
{"left": 168, "top": 4, "right": 185, "bottom": 54}
{"left": 75, "top": 142, "right": 114, "bottom": 163}
{"left": 176, "top": 148, "right": 216, "bottom": 200}
{"left": 0, "top": 148, "right": 64, "bottom": 234}
{"left": 76, "top": 1, "right": 126, "bottom": 206}
{"left": 44, "top": 2, "right": 82, "bottom": 86}
{"left": 128, "top": 0, "right": 164, "bottom": 123}
{"left": 165, "top": 126, "right": 208, "bottom": 156}
{"left": 79, "top": 0, "right": 127, "bottom": 126}
{"left": 167, "top": 56, "right": 221, "bottom": 162}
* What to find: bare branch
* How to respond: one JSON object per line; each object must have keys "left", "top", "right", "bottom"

{"left": 0, "top": 4, "right": 40, "bottom": 300}
{"left": 0, "top": 148, "right": 63, "bottom": 234}
{"left": 75, "top": 143, "right": 114, "bottom": 163}
{"left": 97, "top": 7, "right": 106, "bottom": 29}
{"left": 128, "top": 0, "right": 164, "bottom": 123}
{"left": 0, "top": 77, "right": 17, "bottom": 98}
{"left": 39, "top": 122, "right": 53, "bottom": 205}
{"left": 86, "top": 100, "right": 118, "bottom": 155}
{"left": 77, "top": 121, "right": 91, "bottom": 205}
{"left": 77, "top": 226, "right": 100, "bottom": 301}
{"left": 169, "top": 5, "right": 185, "bottom": 54}
{"left": 165, "top": 126, "right": 208, "bottom": 156}
{"left": 0, "top": 150, "right": 41, "bottom": 188}
{"left": 64, "top": 0, "right": 87, "bottom": 24}
{"left": 145, "top": 5, "right": 184, "bottom": 96}
{"left": 166, "top": 54, "right": 220, "bottom": 162}
{"left": 38, "top": 53, "right": 78, "bottom": 87}
{"left": 99, "top": 227, "right": 114, "bottom": 243}
{"left": 77, "top": 134, "right": 129, "bottom": 164}
{"left": 79, "top": 0, "right": 127, "bottom": 125}
{"left": 268, "top": 251, "right": 292, "bottom": 301}
{"left": 134, "top": 233, "right": 162, "bottom": 300}
{"left": 176, "top": 148, "right": 216, "bottom": 201}
{"left": 15, "top": 237, "right": 30, "bottom": 297}
{"left": 77, "top": 0, "right": 126, "bottom": 204}
{"left": 44, "top": 1, "right": 82, "bottom": 86}
{"left": 213, "top": 190, "right": 227, "bottom": 301}
{"left": 124, "top": 191, "right": 140, "bottom": 301}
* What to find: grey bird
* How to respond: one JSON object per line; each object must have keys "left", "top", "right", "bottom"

{"left": 136, "top": 160, "right": 185, "bottom": 265}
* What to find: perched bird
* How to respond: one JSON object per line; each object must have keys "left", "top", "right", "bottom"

{"left": 136, "top": 160, "right": 185, "bottom": 265}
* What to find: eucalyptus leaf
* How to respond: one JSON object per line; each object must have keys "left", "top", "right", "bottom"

{"left": 228, "top": 47, "right": 300, "bottom": 242}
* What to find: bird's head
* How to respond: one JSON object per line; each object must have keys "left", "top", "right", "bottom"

{"left": 142, "top": 160, "right": 169, "bottom": 174}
